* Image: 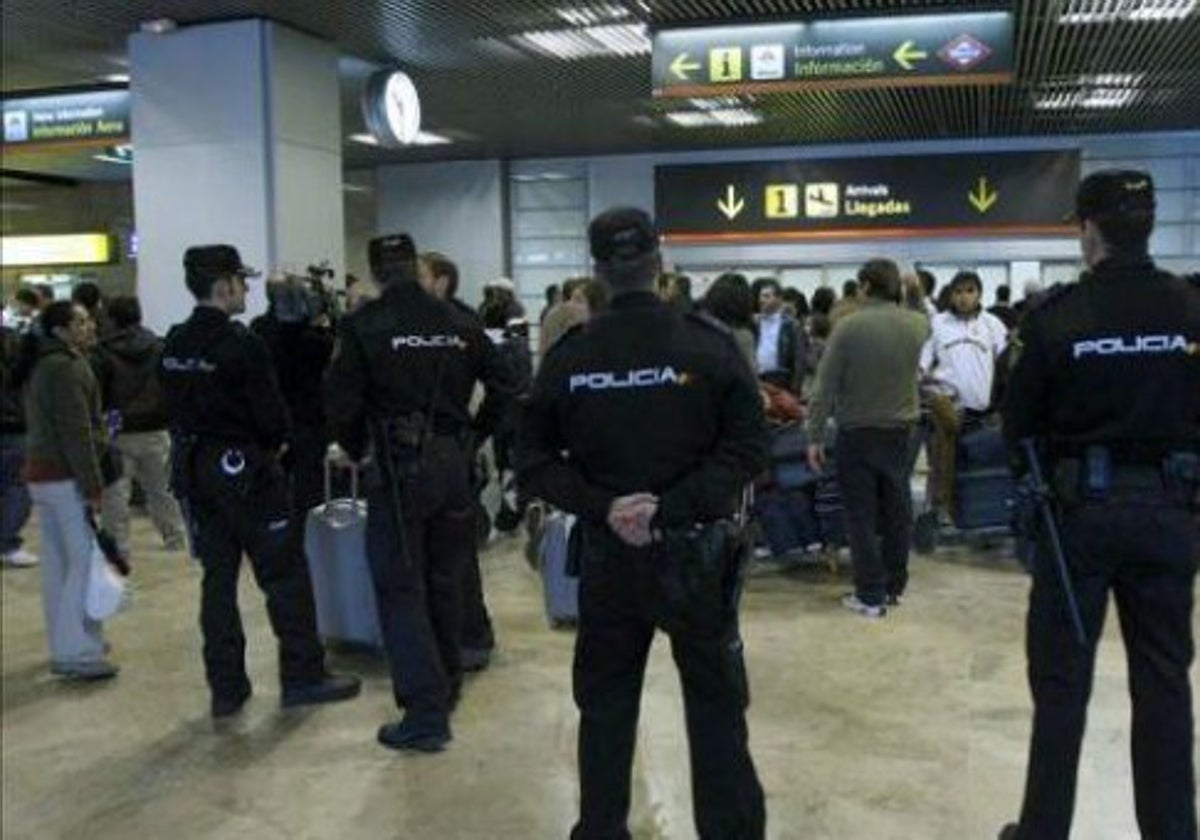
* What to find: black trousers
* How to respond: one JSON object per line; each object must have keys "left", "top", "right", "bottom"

{"left": 189, "top": 446, "right": 325, "bottom": 699}
{"left": 365, "top": 436, "right": 472, "bottom": 723}
{"left": 570, "top": 526, "right": 765, "bottom": 840}
{"left": 1015, "top": 490, "right": 1198, "bottom": 840}
{"left": 836, "top": 427, "right": 914, "bottom": 606}
{"left": 460, "top": 536, "right": 494, "bottom": 651}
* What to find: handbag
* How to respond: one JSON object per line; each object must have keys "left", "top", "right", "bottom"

{"left": 85, "top": 539, "right": 130, "bottom": 621}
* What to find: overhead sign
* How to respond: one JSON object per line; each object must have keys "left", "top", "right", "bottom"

{"left": 652, "top": 12, "right": 1014, "bottom": 97}
{"left": 1, "top": 234, "right": 116, "bottom": 267}
{"left": 2, "top": 88, "right": 130, "bottom": 148}
{"left": 655, "top": 151, "right": 1081, "bottom": 241}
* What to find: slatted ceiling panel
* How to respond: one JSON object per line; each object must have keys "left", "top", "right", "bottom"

{"left": 3, "top": 0, "right": 1200, "bottom": 171}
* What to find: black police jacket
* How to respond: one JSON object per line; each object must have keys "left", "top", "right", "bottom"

{"left": 323, "top": 280, "right": 519, "bottom": 461}
{"left": 249, "top": 316, "right": 335, "bottom": 432}
{"left": 1002, "top": 255, "right": 1200, "bottom": 458}
{"left": 159, "top": 307, "right": 291, "bottom": 450}
{"left": 517, "top": 291, "right": 768, "bottom": 527}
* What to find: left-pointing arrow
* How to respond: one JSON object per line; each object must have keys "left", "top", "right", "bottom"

{"left": 717, "top": 185, "right": 746, "bottom": 221}
{"left": 671, "top": 53, "right": 702, "bottom": 81}
{"left": 893, "top": 40, "right": 928, "bottom": 71}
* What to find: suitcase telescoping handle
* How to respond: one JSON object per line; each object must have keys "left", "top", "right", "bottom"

{"left": 324, "top": 446, "right": 359, "bottom": 504}
{"left": 321, "top": 447, "right": 363, "bottom": 529}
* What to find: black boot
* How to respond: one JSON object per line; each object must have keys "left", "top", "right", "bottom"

{"left": 281, "top": 672, "right": 361, "bottom": 708}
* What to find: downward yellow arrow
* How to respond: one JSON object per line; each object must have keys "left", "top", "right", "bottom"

{"left": 893, "top": 40, "right": 928, "bottom": 71}
{"left": 968, "top": 176, "right": 999, "bottom": 213}
{"left": 716, "top": 185, "right": 746, "bottom": 221}
{"left": 671, "top": 53, "right": 702, "bottom": 81}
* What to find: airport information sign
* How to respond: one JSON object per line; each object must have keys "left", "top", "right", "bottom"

{"left": 652, "top": 12, "right": 1014, "bottom": 97}
{"left": 655, "top": 151, "right": 1081, "bottom": 241}
{"left": 2, "top": 88, "right": 130, "bottom": 147}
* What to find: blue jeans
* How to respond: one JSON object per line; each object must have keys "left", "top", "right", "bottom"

{"left": 1, "top": 434, "right": 31, "bottom": 554}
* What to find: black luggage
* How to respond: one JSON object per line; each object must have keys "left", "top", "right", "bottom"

{"left": 954, "top": 468, "right": 1016, "bottom": 530}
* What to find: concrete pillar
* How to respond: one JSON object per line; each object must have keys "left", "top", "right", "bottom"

{"left": 130, "top": 19, "right": 343, "bottom": 331}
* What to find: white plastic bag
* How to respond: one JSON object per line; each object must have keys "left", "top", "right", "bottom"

{"left": 85, "top": 541, "right": 129, "bottom": 621}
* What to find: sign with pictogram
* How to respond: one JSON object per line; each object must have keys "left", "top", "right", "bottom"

{"left": 651, "top": 11, "right": 1014, "bottom": 97}
{"left": 655, "top": 151, "right": 1080, "bottom": 241}
{"left": 765, "top": 184, "right": 800, "bottom": 218}
{"left": 709, "top": 48, "right": 744, "bottom": 83}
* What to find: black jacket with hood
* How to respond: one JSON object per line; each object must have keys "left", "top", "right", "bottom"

{"left": 93, "top": 326, "right": 169, "bottom": 433}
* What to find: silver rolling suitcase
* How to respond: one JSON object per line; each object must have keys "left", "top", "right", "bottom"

{"left": 304, "top": 459, "right": 383, "bottom": 649}
{"left": 539, "top": 511, "right": 579, "bottom": 628}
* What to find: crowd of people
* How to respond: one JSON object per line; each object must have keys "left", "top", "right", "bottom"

{"left": 0, "top": 168, "right": 1195, "bottom": 840}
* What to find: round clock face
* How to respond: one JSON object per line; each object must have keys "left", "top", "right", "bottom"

{"left": 363, "top": 70, "right": 421, "bottom": 147}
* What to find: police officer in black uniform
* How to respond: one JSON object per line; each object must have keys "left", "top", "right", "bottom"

{"left": 161, "top": 245, "right": 360, "bottom": 718}
{"left": 323, "top": 233, "right": 518, "bottom": 752}
{"left": 1000, "top": 172, "right": 1200, "bottom": 840}
{"left": 517, "top": 208, "right": 767, "bottom": 839}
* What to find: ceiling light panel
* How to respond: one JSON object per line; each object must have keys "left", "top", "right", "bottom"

{"left": 1059, "top": 0, "right": 1198, "bottom": 23}
{"left": 555, "top": 4, "right": 631, "bottom": 26}
{"left": 514, "top": 23, "right": 650, "bottom": 60}
{"left": 665, "top": 112, "right": 715, "bottom": 127}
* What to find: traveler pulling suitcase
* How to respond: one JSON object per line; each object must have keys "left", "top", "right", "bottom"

{"left": 539, "top": 511, "right": 579, "bottom": 628}
{"left": 304, "top": 457, "right": 383, "bottom": 649}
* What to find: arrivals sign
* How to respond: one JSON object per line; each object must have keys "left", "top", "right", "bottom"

{"left": 652, "top": 12, "right": 1014, "bottom": 97}
{"left": 2, "top": 88, "right": 130, "bottom": 147}
{"left": 655, "top": 151, "right": 1081, "bottom": 241}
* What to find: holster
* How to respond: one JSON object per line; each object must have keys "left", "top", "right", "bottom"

{"left": 377, "top": 412, "right": 428, "bottom": 482}
{"left": 654, "top": 520, "right": 750, "bottom": 637}
{"left": 168, "top": 430, "right": 199, "bottom": 500}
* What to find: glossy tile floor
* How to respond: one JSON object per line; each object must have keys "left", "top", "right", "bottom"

{"left": 2, "top": 514, "right": 1197, "bottom": 840}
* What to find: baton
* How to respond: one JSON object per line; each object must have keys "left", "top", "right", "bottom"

{"left": 1020, "top": 438, "right": 1087, "bottom": 647}
{"left": 370, "top": 418, "right": 413, "bottom": 574}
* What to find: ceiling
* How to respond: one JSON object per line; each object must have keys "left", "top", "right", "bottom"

{"left": 2, "top": 0, "right": 1199, "bottom": 182}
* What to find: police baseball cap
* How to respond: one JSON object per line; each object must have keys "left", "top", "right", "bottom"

{"left": 183, "top": 245, "right": 260, "bottom": 280}
{"left": 1072, "top": 169, "right": 1156, "bottom": 222}
{"left": 369, "top": 233, "right": 417, "bottom": 275}
{"left": 589, "top": 207, "right": 659, "bottom": 264}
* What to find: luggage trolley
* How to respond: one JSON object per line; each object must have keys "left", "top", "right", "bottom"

{"left": 911, "top": 379, "right": 1017, "bottom": 555}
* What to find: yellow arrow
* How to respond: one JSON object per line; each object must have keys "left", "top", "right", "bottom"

{"left": 968, "top": 176, "right": 999, "bottom": 213}
{"left": 716, "top": 185, "right": 746, "bottom": 221}
{"left": 671, "top": 53, "right": 702, "bottom": 81}
{"left": 893, "top": 40, "right": 928, "bottom": 71}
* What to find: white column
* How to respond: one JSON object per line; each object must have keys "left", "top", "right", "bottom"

{"left": 130, "top": 19, "right": 343, "bottom": 332}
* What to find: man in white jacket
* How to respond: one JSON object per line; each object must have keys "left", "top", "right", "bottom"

{"left": 919, "top": 271, "right": 1008, "bottom": 525}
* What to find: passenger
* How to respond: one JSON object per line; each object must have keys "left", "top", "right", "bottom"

{"left": 702, "top": 272, "right": 757, "bottom": 369}
{"left": 250, "top": 274, "right": 336, "bottom": 516}
{"left": 917, "top": 269, "right": 940, "bottom": 316}
{"left": 324, "top": 233, "right": 518, "bottom": 752}
{"left": 806, "top": 258, "right": 930, "bottom": 618}
{"left": 920, "top": 270, "right": 1009, "bottom": 526}
{"left": 539, "top": 276, "right": 591, "bottom": 359}
{"left": 518, "top": 207, "right": 767, "bottom": 839}
{"left": 810, "top": 285, "right": 836, "bottom": 318}
{"left": 161, "top": 245, "right": 360, "bottom": 718}
{"left": 782, "top": 286, "right": 809, "bottom": 321}
{"left": 22, "top": 301, "right": 116, "bottom": 678}
{"left": 828, "top": 278, "right": 863, "bottom": 327}
{"left": 1, "top": 288, "right": 42, "bottom": 568}
{"left": 989, "top": 283, "right": 1019, "bottom": 331}
{"left": 754, "top": 277, "right": 807, "bottom": 394}
{"left": 999, "top": 170, "right": 1200, "bottom": 840}
{"left": 480, "top": 277, "right": 524, "bottom": 327}
{"left": 539, "top": 283, "right": 561, "bottom": 326}
{"left": 70, "top": 281, "right": 112, "bottom": 339}
{"left": 93, "top": 295, "right": 186, "bottom": 556}
{"left": 663, "top": 273, "right": 694, "bottom": 313}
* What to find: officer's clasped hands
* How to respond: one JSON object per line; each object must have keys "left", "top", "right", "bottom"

{"left": 606, "top": 493, "right": 659, "bottom": 548}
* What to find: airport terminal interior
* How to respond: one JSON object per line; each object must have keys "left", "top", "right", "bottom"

{"left": 2, "top": 1, "right": 1199, "bottom": 838}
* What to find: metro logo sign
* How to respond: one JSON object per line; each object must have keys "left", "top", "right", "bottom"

{"left": 939, "top": 35, "right": 992, "bottom": 71}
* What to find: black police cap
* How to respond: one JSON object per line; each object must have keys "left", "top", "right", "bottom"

{"left": 183, "top": 245, "right": 260, "bottom": 280}
{"left": 589, "top": 207, "right": 659, "bottom": 264}
{"left": 369, "top": 233, "right": 417, "bottom": 275}
{"left": 1073, "top": 169, "right": 1155, "bottom": 222}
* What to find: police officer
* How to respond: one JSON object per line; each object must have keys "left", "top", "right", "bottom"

{"left": 161, "top": 245, "right": 360, "bottom": 718}
{"left": 324, "top": 233, "right": 517, "bottom": 752}
{"left": 517, "top": 208, "right": 767, "bottom": 839}
{"left": 1000, "top": 172, "right": 1200, "bottom": 839}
